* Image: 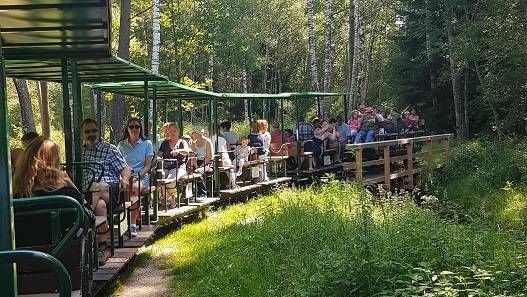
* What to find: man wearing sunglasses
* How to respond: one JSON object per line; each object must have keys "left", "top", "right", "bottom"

{"left": 80, "top": 118, "right": 132, "bottom": 264}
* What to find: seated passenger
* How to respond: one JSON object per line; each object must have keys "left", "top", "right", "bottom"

{"left": 117, "top": 118, "right": 154, "bottom": 236}
{"left": 12, "top": 137, "right": 97, "bottom": 255}
{"left": 190, "top": 130, "right": 213, "bottom": 200}
{"left": 335, "top": 117, "right": 351, "bottom": 159}
{"left": 233, "top": 137, "right": 251, "bottom": 177}
{"left": 354, "top": 108, "right": 379, "bottom": 144}
{"left": 409, "top": 108, "right": 420, "bottom": 130}
{"left": 403, "top": 111, "right": 413, "bottom": 132}
{"left": 348, "top": 110, "right": 361, "bottom": 137}
{"left": 386, "top": 108, "right": 402, "bottom": 133}
{"left": 11, "top": 131, "right": 39, "bottom": 175}
{"left": 81, "top": 118, "right": 131, "bottom": 264}
{"left": 294, "top": 116, "right": 315, "bottom": 141}
{"left": 270, "top": 122, "right": 284, "bottom": 154}
{"left": 211, "top": 131, "right": 237, "bottom": 188}
{"left": 314, "top": 119, "right": 337, "bottom": 165}
{"left": 158, "top": 122, "right": 190, "bottom": 206}
{"left": 220, "top": 121, "right": 239, "bottom": 149}
{"left": 257, "top": 120, "right": 271, "bottom": 181}
{"left": 183, "top": 134, "right": 192, "bottom": 147}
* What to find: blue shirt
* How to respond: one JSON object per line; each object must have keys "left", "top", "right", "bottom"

{"left": 117, "top": 138, "right": 154, "bottom": 176}
{"left": 336, "top": 123, "right": 351, "bottom": 143}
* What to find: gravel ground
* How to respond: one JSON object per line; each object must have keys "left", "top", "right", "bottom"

{"left": 118, "top": 246, "right": 174, "bottom": 297}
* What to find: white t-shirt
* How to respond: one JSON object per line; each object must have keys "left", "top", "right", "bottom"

{"left": 211, "top": 135, "right": 228, "bottom": 153}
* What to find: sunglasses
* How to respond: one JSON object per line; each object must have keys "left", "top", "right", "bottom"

{"left": 83, "top": 128, "right": 98, "bottom": 134}
{"left": 128, "top": 124, "right": 141, "bottom": 130}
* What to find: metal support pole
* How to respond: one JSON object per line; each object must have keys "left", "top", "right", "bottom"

{"left": 96, "top": 89, "right": 103, "bottom": 137}
{"left": 152, "top": 86, "right": 158, "bottom": 222}
{"left": 280, "top": 99, "right": 285, "bottom": 144}
{"left": 143, "top": 79, "right": 149, "bottom": 138}
{"left": 71, "top": 61, "right": 84, "bottom": 189}
{"left": 248, "top": 99, "right": 252, "bottom": 124}
{"left": 177, "top": 99, "right": 183, "bottom": 137}
{"left": 163, "top": 97, "right": 168, "bottom": 123}
{"left": 316, "top": 96, "right": 321, "bottom": 118}
{"left": 343, "top": 95, "right": 349, "bottom": 121}
{"left": 61, "top": 59, "right": 74, "bottom": 171}
{"left": 213, "top": 97, "right": 220, "bottom": 195}
{"left": 208, "top": 98, "right": 213, "bottom": 136}
{"left": 295, "top": 96, "right": 302, "bottom": 178}
{"left": 0, "top": 37, "right": 17, "bottom": 297}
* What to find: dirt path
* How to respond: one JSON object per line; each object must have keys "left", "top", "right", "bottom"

{"left": 117, "top": 246, "right": 174, "bottom": 297}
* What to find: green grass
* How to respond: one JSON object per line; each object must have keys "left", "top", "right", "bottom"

{"left": 148, "top": 180, "right": 527, "bottom": 296}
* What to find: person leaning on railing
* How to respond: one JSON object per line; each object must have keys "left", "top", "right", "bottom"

{"left": 80, "top": 118, "right": 132, "bottom": 264}
{"left": 117, "top": 118, "right": 154, "bottom": 237}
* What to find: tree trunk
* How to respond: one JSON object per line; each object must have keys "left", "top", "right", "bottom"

{"left": 208, "top": 54, "right": 214, "bottom": 91}
{"left": 425, "top": 0, "right": 438, "bottom": 108}
{"left": 445, "top": 1, "right": 467, "bottom": 141}
{"left": 242, "top": 67, "right": 249, "bottom": 122}
{"left": 351, "top": 0, "right": 365, "bottom": 107}
{"left": 307, "top": 0, "right": 320, "bottom": 92}
{"left": 361, "top": 29, "right": 378, "bottom": 103}
{"left": 37, "top": 81, "right": 51, "bottom": 138}
{"left": 13, "top": 79, "right": 36, "bottom": 134}
{"left": 151, "top": 0, "right": 161, "bottom": 74}
{"left": 88, "top": 89, "right": 96, "bottom": 119}
{"left": 111, "top": 0, "right": 131, "bottom": 143}
{"left": 322, "top": 0, "right": 334, "bottom": 119}
{"left": 347, "top": 0, "right": 355, "bottom": 113}
{"left": 463, "top": 65, "right": 470, "bottom": 136}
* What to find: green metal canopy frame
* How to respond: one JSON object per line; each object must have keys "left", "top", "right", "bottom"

{"left": 0, "top": 0, "right": 112, "bottom": 59}
{"left": 4, "top": 55, "right": 167, "bottom": 83}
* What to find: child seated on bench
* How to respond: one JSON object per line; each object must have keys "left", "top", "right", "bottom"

{"left": 234, "top": 137, "right": 251, "bottom": 177}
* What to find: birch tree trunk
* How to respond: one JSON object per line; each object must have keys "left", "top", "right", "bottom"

{"left": 111, "top": 0, "right": 131, "bottom": 143}
{"left": 351, "top": 0, "right": 365, "bottom": 107}
{"left": 445, "top": 1, "right": 467, "bottom": 140}
{"left": 347, "top": 0, "right": 355, "bottom": 113}
{"left": 242, "top": 67, "right": 249, "bottom": 122}
{"left": 361, "top": 29, "right": 378, "bottom": 103}
{"left": 307, "top": 0, "right": 320, "bottom": 92}
{"left": 151, "top": 0, "right": 161, "bottom": 74}
{"left": 208, "top": 53, "right": 214, "bottom": 91}
{"left": 37, "top": 81, "right": 51, "bottom": 138}
{"left": 322, "top": 0, "right": 334, "bottom": 119}
{"left": 12, "top": 79, "right": 36, "bottom": 134}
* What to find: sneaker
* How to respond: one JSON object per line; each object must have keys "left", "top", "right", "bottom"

{"left": 130, "top": 224, "right": 138, "bottom": 237}
{"left": 98, "top": 244, "right": 109, "bottom": 266}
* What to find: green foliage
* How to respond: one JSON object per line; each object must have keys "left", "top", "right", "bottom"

{"left": 145, "top": 181, "right": 527, "bottom": 296}
{"left": 428, "top": 139, "right": 527, "bottom": 231}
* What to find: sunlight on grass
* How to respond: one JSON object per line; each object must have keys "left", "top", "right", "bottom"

{"left": 149, "top": 181, "right": 527, "bottom": 296}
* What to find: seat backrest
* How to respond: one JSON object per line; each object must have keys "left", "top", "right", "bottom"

{"left": 14, "top": 196, "right": 85, "bottom": 294}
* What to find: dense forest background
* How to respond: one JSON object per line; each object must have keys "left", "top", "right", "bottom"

{"left": 6, "top": 0, "right": 527, "bottom": 146}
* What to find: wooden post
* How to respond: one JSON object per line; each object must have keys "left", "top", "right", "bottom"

{"left": 427, "top": 139, "right": 433, "bottom": 171}
{"left": 406, "top": 141, "right": 414, "bottom": 188}
{"left": 443, "top": 136, "right": 450, "bottom": 158}
{"left": 355, "top": 147, "right": 362, "bottom": 183}
{"left": 383, "top": 145, "right": 391, "bottom": 189}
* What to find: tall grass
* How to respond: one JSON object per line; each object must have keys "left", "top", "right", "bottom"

{"left": 149, "top": 180, "right": 527, "bottom": 296}
{"left": 428, "top": 139, "right": 527, "bottom": 231}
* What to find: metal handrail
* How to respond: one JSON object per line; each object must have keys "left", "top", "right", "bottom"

{"left": 13, "top": 195, "right": 84, "bottom": 258}
{"left": 0, "top": 250, "right": 72, "bottom": 297}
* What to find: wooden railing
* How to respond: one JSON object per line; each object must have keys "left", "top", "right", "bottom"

{"left": 345, "top": 134, "right": 453, "bottom": 188}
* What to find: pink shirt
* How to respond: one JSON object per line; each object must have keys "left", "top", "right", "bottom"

{"left": 348, "top": 118, "right": 361, "bottom": 130}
